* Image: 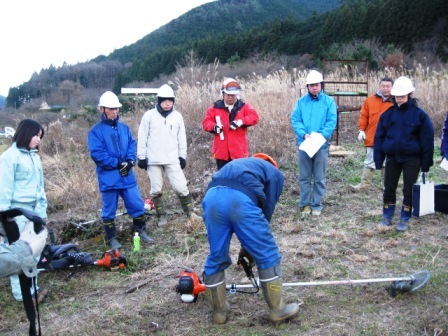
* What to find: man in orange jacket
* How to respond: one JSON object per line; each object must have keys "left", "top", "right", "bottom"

{"left": 202, "top": 78, "right": 259, "bottom": 170}
{"left": 351, "top": 78, "right": 394, "bottom": 191}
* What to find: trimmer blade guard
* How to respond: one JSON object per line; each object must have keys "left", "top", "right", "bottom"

{"left": 390, "top": 271, "right": 431, "bottom": 296}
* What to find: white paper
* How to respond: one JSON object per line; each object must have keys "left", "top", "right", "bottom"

{"left": 299, "top": 131, "right": 326, "bottom": 158}
{"left": 440, "top": 158, "right": 448, "bottom": 171}
{"left": 215, "top": 116, "right": 224, "bottom": 140}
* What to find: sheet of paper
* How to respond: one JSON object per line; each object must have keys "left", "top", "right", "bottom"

{"left": 299, "top": 131, "right": 326, "bottom": 158}
{"left": 440, "top": 158, "right": 448, "bottom": 171}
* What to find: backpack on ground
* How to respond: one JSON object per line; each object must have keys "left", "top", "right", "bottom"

{"left": 37, "top": 243, "right": 94, "bottom": 270}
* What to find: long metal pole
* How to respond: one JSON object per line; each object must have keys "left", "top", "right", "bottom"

{"left": 226, "top": 276, "right": 413, "bottom": 290}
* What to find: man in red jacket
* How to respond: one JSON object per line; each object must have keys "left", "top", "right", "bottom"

{"left": 202, "top": 78, "right": 259, "bottom": 170}
{"left": 351, "top": 78, "right": 394, "bottom": 191}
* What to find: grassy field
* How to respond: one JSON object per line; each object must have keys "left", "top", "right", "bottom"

{"left": 0, "top": 66, "right": 447, "bottom": 335}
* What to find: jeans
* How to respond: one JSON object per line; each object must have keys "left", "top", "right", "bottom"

{"left": 298, "top": 147, "right": 328, "bottom": 211}
{"left": 202, "top": 187, "right": 281, "bottom": 276}
{"left": 383, "top": 156, "right": 421, "bottom": 207}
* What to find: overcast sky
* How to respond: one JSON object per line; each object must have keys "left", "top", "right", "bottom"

{"left": 0, "top": 0, "right": 215, "bottom": 96}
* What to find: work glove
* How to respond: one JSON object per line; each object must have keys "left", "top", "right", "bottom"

{"left": 357, "top": 130, "right": 366, "bottom": 141}
{"left": 237, "top": 247, "right": 255, "bottom": 268}
{"left": 137, "top": 159, "right": 148, "bottom": 170}
{"left": 230, "top": 119, "right": 243, "bottom": 130}
{"left": 179, "top": 157, "right": 186, "bottom": 169}
{"left": 20, "top": 221, "right": 48, "bottom": 258}
{"left": 118, "top": 160, "right": 134, "bottom": 176}
{"left": 213, "top": 124, "right": 223, "bottom": 134}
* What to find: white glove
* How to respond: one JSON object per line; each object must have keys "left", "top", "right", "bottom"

{"left": 230, "top": 119, "right": 243, "bottom": 130}
{"left": 19, "top": 221, "right": 48, "bottom": 258}
{"left": 358, "top": 130, "right": 366, "bottom": 141}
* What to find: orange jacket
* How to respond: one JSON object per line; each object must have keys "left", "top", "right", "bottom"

{"left": 358, "top": 94, "right": 393, "bottom": 147}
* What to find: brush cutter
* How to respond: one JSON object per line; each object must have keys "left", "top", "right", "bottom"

{"left": 176, "top": 268, "right": 431, "bottom": 302}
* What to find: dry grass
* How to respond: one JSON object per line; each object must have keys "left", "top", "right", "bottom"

{"left": 1, "top": 65, "right": 448, "bottom": 335}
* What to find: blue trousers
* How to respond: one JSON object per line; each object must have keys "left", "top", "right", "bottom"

{"left": 101, "top": 186, "right": 145, "bottom": 220}
{"left": 298, "top": 147, "right": 328, "bottom": 211}
{"left": 202, "top": 187, "right": 281, "bottom": 276}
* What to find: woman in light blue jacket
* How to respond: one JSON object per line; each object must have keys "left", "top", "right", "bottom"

{"left": 0, "top": 119, "right": 48, "bottom": 303}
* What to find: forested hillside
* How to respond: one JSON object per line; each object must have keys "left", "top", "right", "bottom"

{"left": 5, "top": 0, "right": 448, "bottom": 109}
{"left": 100, "top": 0, "right": 340, "bottom": 64}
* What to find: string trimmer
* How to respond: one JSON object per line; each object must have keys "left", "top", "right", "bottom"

{"left": 176, "top": 265, "right": 431, "bottom": 302}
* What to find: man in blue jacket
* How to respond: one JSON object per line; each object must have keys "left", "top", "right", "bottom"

{"left": 202, "top": 154, "right": 299, "bottom": 324}
{"left": 88, "top": 91, "right": 153, "bottom": 249}
{"left": 291, "top": 70, "right": 337, "bottom": 217}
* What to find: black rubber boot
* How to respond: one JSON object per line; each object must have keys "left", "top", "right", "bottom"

{"left": 132, "top": 216, "right": 154, "bottom": 243}
{"left": 103, "top": 220, "right": 122, "bottom": 250}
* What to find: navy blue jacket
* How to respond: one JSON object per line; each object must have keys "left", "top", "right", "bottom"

{"left": 441, "top": 112, "right": 448, "bottom": 158}
{"left": 374, "top": 98, "right": 434, "bottom": 172}
{"left": 207, "top": 158, "right": 283, "bottom": 222}
{"left": 88, "top": 114, "right": 138, "bottom": 192}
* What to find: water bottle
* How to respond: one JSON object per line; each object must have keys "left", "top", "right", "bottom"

{"left": 133, "top": 232, "right": 140, "bottom": 252}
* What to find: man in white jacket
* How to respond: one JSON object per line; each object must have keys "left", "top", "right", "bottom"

{"left": 137, "top": 84, "right": 198, "bottom": 226}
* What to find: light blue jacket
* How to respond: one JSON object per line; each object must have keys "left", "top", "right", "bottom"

{"left": 0, "top": 240, "right": 37, "bottom": 278}
{"left": 290, "top": 91, "right": 337, "bottom": 149}
{"left": 0, "top": 143, "right": 47, "bottom": 220}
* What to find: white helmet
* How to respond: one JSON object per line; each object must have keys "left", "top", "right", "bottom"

{"left": 306, "top": 70, "right": 324, "bottom": 85}
{"left": 221, "top": 78, "right": 241, "bottom": 94}
{"left": 391, "top": 76, "right": 415, "bottom": 96}
{"left": 98, "top": 91, "right": 122, "bottom": 108}
{"left": 157, "top": 84, "right": 175, "bottom": 98}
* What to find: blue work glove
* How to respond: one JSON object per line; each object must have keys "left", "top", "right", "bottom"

{"left": 137, "top": 159, "right": 148, "bottom": 170}
{"left": 179, "top": 157, "right": 186, "bottom": 169}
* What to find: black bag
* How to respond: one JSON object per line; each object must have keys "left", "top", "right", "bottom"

{"left": 37, "top": 243, "right": 94, "bottom": 270}
{"left": 435, "top": 184, "right": 448, "bottom": 214}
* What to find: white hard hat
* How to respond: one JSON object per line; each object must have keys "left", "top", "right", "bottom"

{"left": 306, "top": 70, "right": 324, "bottom": 85}
{"left": 157, "top": 84, "right": 175, "bottom": 98}
{"left": 221, "top": 78, "right": 241, "bottom": 94}
{"left": 391, "top": 76, "right": 415, "bottom": 96}
{"left": 98, "top": 91, "right": 122, "bottom": 108}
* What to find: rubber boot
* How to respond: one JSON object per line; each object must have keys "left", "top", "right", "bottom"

{"left": 396, "top": 205, "right": 411, "bottom": 232}
{"left": 204, "top": 272, "right": 229, "bottom": 324}
{"left": 152, "top": 196, "right": 167, "bottom": 226}
{"left": 103, "top": 220, "right": 122, "bottom": 250}
{"left": 132, "top": 216, "right": 154, "bottom": 243}
{"left": 178, "top": 194, "right": 202, "bottom": 221}
{"left": 381, "top": 204, "right": 396, "bottom": 226}
{"left": 259, "top": 267, "right": 299, "bottom": 323}
{"left": 351, "top": 168, "right": 373, "bottom": 191}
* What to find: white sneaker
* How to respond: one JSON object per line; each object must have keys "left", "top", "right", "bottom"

{"left": 312, "top": 210, "right": 322, "bottom": 216}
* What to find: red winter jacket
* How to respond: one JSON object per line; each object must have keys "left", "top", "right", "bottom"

{"left": 202, "top": 99, "right": 259, "bottom": 161}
